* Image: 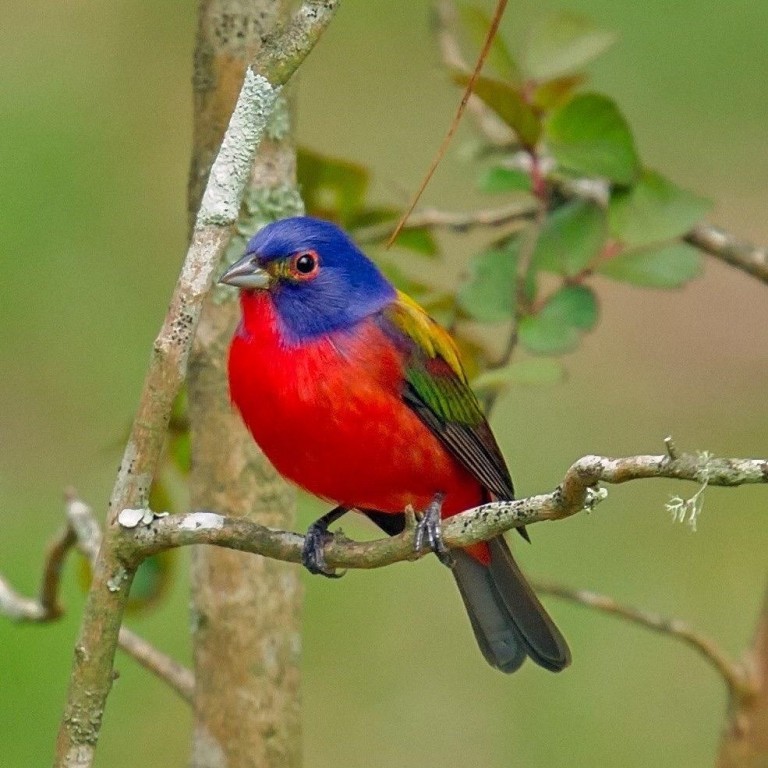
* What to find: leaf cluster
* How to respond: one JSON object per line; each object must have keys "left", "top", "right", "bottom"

{"left": 297, "top": 7, "right": 712, "bottom": 398}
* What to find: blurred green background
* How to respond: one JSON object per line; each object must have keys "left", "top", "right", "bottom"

{"left": 1, "top": 0, "right": 767, "bottom": 766}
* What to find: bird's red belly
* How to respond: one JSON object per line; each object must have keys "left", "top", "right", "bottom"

{"left": 227, "top": 308, "right": 482, "bottom": 518}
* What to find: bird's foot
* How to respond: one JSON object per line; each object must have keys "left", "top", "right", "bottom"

{"left": 302, "top": 507, "right": 347, "bottom": 579}
{"left": 414, "top": 493, "right": 453, "bottom": 567}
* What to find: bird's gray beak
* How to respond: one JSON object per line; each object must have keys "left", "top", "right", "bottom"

{"left": 219, "top": 254, "right": 272, "bottom": 290}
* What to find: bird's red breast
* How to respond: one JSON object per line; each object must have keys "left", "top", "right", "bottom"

{"left": 228, "top": 291, "right": 489, "bottom": 560}
{"left": 220, "top": 217, "right": 571, "bottom": 673}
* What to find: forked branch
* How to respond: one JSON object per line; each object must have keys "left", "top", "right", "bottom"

{"left": 0, "top": 493, "right": 194, "bottom": 703}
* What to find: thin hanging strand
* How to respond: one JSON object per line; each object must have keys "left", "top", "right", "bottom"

{"left": 386, "top": 0, "right": 509, "bottom": 248}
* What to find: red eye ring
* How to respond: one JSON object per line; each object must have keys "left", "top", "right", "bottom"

{"left": 289, "top": 250, "right": 320, "bottom": 280}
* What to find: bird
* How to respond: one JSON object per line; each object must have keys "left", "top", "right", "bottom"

{"left": 219, "top": 215, "right": 570, "bottom": 673}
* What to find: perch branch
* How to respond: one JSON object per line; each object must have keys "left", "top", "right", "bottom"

{"left": 114, "top": 450, "right": 768, "bottom": 573}
{"left": 54, "top": 4, "right": 338, "bottom": 765}
{"left": 533, "top": 580, "right": 756, "bottom": 702}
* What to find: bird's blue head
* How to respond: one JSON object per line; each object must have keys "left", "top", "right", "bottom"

{"left": 219, "top": 216, "right": 396, "bottom": 343}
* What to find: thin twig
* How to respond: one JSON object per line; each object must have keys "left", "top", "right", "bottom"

{"left": 0, "top": 493, "right": 195, "bottom": 703}
{"left": 0, "top": 519, "right": 75, "bottom": 622}
{"left": 481, "top": 325, "right": 519, "bottom": 415}
{"left": 0, "top": 574, "right": 50, "bottom": 621}
{"left": 534, "top": 580, "right": 756, "bottom": 703}
{"left": 433, "top": 0, "right": 514, "bottom": 147}
{"left": 717, "top": 582, "right": 768, "bottom": 764}
{"left": 38, "top": 526, "right": 76, "bottom": 618}
{"left": 118, "top": 627, "right": 194, "bottom": 703}
{"left": 685, "top": 222, "right": 768, "bottom": 286}
{"left": 383, "top": 203, "right": 768, "bottom": 293}
{"left": 355, "top": 201, "right": 536, "bottom": 243}
{"left": 387, "top": 0, "right": 509, "bottom": 247}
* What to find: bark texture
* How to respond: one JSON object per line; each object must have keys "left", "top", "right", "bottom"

{"left": 717, "top": 585, "right": 768, "bottom": 768}
{"left": 187, "top": 1, "right": 304, "bottom": 766}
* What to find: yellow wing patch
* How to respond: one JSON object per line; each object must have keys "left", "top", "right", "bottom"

{"left": 390, "top": 290, "right": 466, "bottom": 382}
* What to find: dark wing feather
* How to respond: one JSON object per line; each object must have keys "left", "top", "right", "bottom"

{"left": 382, "top": 292, "right": 515, "bottom": 500}
{"left": 402, "top": 382, "right": 514, "bottom": 499}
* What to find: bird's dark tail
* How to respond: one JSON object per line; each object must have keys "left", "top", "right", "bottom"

{"left": 451, "top": 535, "right": 571, "bottom": 673}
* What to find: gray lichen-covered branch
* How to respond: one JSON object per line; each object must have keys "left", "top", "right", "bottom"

{"left": 255, "top": 0, "right": 342, "bottom": 86}
{"left": 114, "top": 450, "right": 768, "bottom": 572}
{"left": 53, "top": 3, "right": 339, "bottom": 766}
{"left": 8, "top": 446, "right": 764, "bottom": 714}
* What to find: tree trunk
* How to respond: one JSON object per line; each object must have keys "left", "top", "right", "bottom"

{"left": 717, "top": 584, "right": 768, "bottom": 768}
{"left": 187, "top": 2, "right": 304, "bottom": 766}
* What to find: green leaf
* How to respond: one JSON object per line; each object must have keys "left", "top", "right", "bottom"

{"left": 457, "top": 4, "right": 520, "bottom": 82}
{"left": 524, "top": 11, "right": 617, "bottom": 80}
{"left": 532, "top": 73, "right": 586, "bottom": 111}
{"left": 349, "top": 206, "right": 399, "bottom": 229}
{"left": 518, "top": 313, "right": 580, "bottom": 355}
{"left": 522, "top": 259, "right": 538, "bottom": 303}
{"left": 609, "top": 170, "right": 712, "bottom": 247}
{"left": 393, "top": 227, "right": 439, "bottom": 257}
{"left": 598, "top": 242, "right": 703, "bottom": 287}
{"left": 458, "top": 244, "right": 519, "bottom": 322}
{"left": 453, "top": 72, "right": 541, "bottom": 148}
{"left": 297, "top": 148, "right": 369, "bottom": 225}
{"left": 472, "top": 358, "right": 565, "bottom": 393}
{"left": 546, "top": 93, "right": 640, "bottom": 184}
{"left": 532, "top": 200, "right": 606, "bottom": 276}
{"left": 478, "top": 166, "right": 531, "bottom": 194}
{"left": 518, "top": 284, "right": 598, "bottom": 355}
{"left": 542, "top": 284, "right": 599, "bottom": 330}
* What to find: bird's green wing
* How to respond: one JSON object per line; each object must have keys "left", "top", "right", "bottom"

{"left": 382, "top": 291, "right": 515, "bottom": 500}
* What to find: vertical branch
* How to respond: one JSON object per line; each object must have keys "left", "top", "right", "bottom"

{"left": 54, "top": 4, "right": 338, "bottom": 765}
{"left": 717, "top": 582, "right": 768, "bottom": 768}
{"left": 187, "top": 1, "right": 315, "bottom": 766}
{"left": 53, "top": 75, "right": 266, "bottom": 767}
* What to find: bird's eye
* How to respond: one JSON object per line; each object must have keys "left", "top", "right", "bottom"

{"left": 289, "top": 250, "right": 319, "bottom": 280}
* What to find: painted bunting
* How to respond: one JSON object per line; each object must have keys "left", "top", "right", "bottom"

{"left": 220, "top": 216, "right": 570, "bottom": 673}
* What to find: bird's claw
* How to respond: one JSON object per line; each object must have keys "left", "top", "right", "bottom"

{"left": 302, "top": 522, "right": 343, "bottom": 579}
{"left": 414, "top": 493, "right": 454, "bottom": 567}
